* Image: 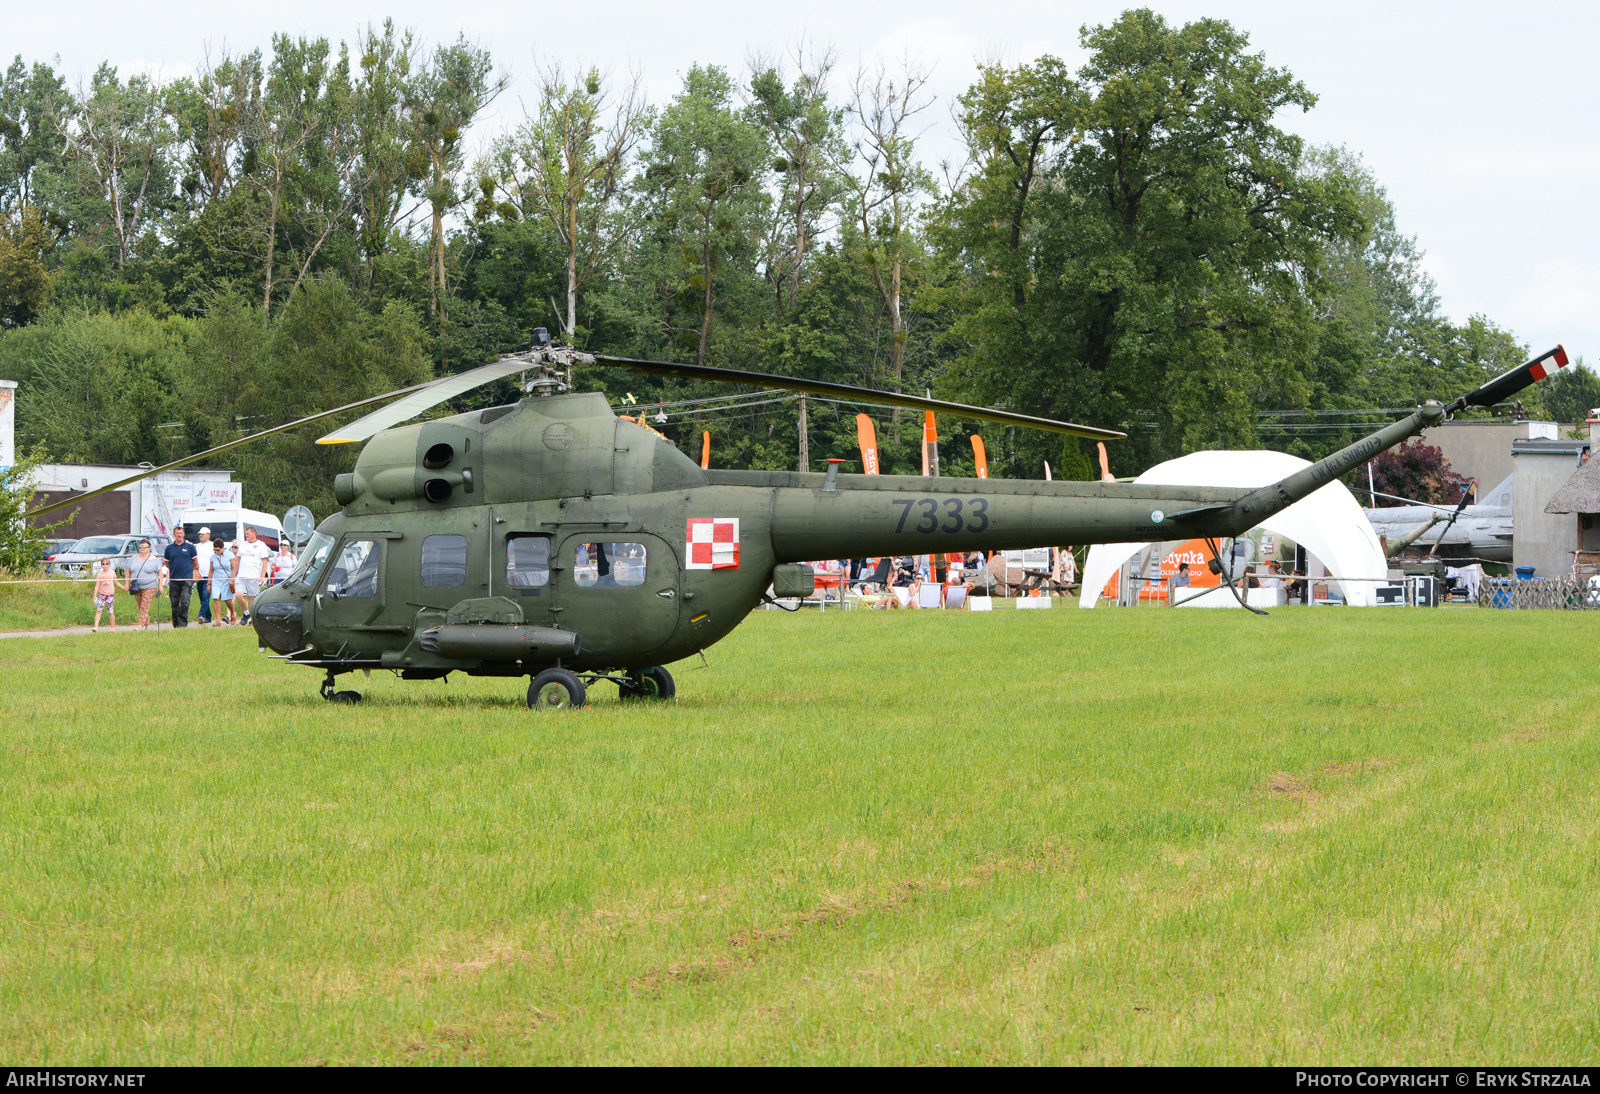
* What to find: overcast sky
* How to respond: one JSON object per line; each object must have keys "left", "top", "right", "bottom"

{"left": 10, "top": 1, "right": 1597, "bottom": 368}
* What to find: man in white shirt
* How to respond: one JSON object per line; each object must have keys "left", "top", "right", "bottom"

{"left": 271, "top": 544, "right": 297, "bottom": 584}
{"left": 232, "top": 526, "right": 272, "bottom": 625}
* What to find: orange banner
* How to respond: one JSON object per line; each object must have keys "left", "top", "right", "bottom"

{"left": 1096, "top": 442, "right": 1114, "bottom": 482}
{"left": 856, "top": 414, "right": 880, "bottom": 475}
{"left": 1102, "top": 540, "right": 1221, "bottom": 603}
{"left": 922, "top": 411, "right": 938, "bottom": 476}
{"left": 700, "top": 431, "right": 710, "bottom": 470}
{"left": 970, "top": 435, "right": 988, "bottom": 479}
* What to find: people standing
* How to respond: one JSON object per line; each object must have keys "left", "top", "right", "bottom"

{"left": 271, "top": 541, "right": 297, "bottom": 585}
{"left": 162, "top": 526, "right": 198, "bottom": 628}
{"left": 194, "top": 527, "right": 213, "bottom": 624}
{"left": 209, "top": 539, "right": 235, "bottom": 626}
{"left": 125, "top": 539, "right": 165, "bottom": 631}
{"left": 232, "top": 526, "right": 271, "bottom": 625}
{"left": 91, "top": 558, "right": 118, "bottom": 632}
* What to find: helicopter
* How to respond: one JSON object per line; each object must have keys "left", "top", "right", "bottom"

{"left": 30, "top": 333, "right": 1569, "bottom": 709}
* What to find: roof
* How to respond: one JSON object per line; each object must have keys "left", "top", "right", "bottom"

{"left": 1544, "top": 457, "right": 1600, "bottom": 514}
{"left": 1511, "top": 439, "right": 1589, "bottom": 455}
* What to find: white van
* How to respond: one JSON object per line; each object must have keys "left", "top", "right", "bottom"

{"left": 175, "top": 505, "right": 285, "bottom": 549}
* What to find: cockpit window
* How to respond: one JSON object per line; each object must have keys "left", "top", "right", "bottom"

{"left": 288, "top": 532, "right": 334, "bottom": 589}
{"left": 326, "top": 540, "right": 379, "bottom": 598}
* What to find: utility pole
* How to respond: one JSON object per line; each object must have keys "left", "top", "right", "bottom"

{"left": 797, "top": 396, "right": 809, "bottom": 471}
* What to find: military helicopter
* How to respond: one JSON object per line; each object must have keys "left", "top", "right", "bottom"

{"left": 30, "top": 333, "right": 1569, "bottom": 709}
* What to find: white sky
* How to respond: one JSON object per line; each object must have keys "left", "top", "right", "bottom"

{"left": 11, "top": 0, "right": 1598, "bottom": 366}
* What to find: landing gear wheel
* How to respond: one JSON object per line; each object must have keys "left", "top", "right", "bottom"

{"left": 528, "top": 668, "right": 586, "bottom": 710}
{"left": 619, "top": 665, "right": 675, "bottom": 701}
{"left": 319, "top": 672, "right": 362, "bottom": 704}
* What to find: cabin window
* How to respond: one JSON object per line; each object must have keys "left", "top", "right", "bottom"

{"left": 505, "top": 535, "right": 550, "bottom": 587}
{"left": 573, "top": 541, "right": 646, "bottom": 588}
{"left": 420, "top": 534, "right": 468, "bottom": 587}
{"left": 326, "top": 539, "right": 380, "bottom": 598}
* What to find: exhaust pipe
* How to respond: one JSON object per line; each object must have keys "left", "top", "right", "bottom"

{"left": 419, "top": 625, "right": 580, "bottom": 661}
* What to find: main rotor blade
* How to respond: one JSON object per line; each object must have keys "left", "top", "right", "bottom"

{"left": 1450, "top": 345, "right": 1568, "bottom": 412}
{"left": 28, "top": 380, "right": 438, "bottom": 521}
{"left": 316, "top": 358, "right": 535, "bottom": 444}
{"left": 592, "top": 355, "right": 1126, "bottom": 441}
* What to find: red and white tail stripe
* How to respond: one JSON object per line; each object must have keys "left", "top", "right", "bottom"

{"left": 1529, "top": 345, "right": 1569, "bottom": 381}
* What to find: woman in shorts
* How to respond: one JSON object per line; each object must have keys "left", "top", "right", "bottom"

{"left": 91, "top": 558, "right": 118, "bottom": 632}
{"left": 209, "top": 539, "right": 235, "bottom": 626}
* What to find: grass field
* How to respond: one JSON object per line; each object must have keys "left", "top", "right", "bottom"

{"left": 2, "top": 605, "right": 1597, "bottom": 1065}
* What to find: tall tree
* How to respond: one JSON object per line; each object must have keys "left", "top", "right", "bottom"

{"left": 0, "top": 56, "right": 71, "bottom": 214}
{"left": 351, "top": 20, "right": 419, "bottom": 294}
{"left": 491, "top": 61, "right": 645, "bottom": 341}
{"left": 934, "top": 10, "right": 1366, "bottom": 464}
{"left": 406, "top": 37, "right": 503, "bottom": 323}
{"left": 840, "top": 60, "right": 932, "bottom": 437}
{"left": 747, "top": 43, "right": 845, "bottom": 314}
{"left": 61, "top": 64, "right": 181, "bottom": 266}
{"left": 633, "top": 65, "right": 770, "bottom": 366}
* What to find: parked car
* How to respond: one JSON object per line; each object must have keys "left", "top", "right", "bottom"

{"left": 46, "top": 534, "right": 173, "bottom": 577}
{"left": 40, "top": 539, "right": 78, "bottom": 563}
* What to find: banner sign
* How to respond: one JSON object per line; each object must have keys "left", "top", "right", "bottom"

{"left": 140, "top": 481, "right": 242, "bottom": 536}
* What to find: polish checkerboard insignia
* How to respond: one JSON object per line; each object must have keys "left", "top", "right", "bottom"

{"left": 686, "top": 517, "right": 739, "bottom": 570}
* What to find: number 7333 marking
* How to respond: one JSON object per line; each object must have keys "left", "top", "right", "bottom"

{"left": 891, "top": 497, "right": 989, "bottom": 535}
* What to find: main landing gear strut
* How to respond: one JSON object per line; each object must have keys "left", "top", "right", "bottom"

{"left": 525, "top": 665, "right": 676, "bottom": 710}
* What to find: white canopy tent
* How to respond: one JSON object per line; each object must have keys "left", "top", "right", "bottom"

{"left": 1078, "top": 450, "right": 1387, "bottom": 608}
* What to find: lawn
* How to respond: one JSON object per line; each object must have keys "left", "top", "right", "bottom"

{"left": 1, "top": 605, "right": 1596, "bottom": 1065}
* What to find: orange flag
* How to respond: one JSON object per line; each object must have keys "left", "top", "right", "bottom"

{"left": 855, "top": 414, "right": 881, "bottom": 475}
{"left": 970, "top": 435, "right": 988, "bottom": 479}
{"left": 922, "top": 411, "right": 939, "bottom": 476}
{"left": 1096, "top": 441, "right": 1115, "bottom": 482}
{"left": 700, "top": 431, "right": 711, "bottom": 470}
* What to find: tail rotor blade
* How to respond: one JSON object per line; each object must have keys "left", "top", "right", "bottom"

{"left": 1450, "top": 346, "right": 1568, "bottom": 412}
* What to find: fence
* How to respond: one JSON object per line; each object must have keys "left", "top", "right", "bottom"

{"left": 1475, "top": 577, "right": 1600, "bottom": 610}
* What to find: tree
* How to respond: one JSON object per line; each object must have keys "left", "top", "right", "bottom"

{"left": 0, "top": 56, "right": 71, "bottom": 214}
{"left": 934, "top": 11, "right": 1366, "bottom": 469}
{"left": 350, "top": 21, "right": 420, "bottom": 294}
{"left": 0, "top": 204, "right": 53, "bottom": 326}
{"left": 840, "top": 60, "right": 933, "bottom": 439}
{"left": 0, "top": 449, "right": 50, "bottom": 574}
{"left": 1368, "top": 439, "right": 1469, "bottom": 507}
{"left": 1534, "top": 359, "right": 1600, "bottom": 425}
{"left": 748, "top": 43, "right": 846, "bottom": 314}
{"left": 490, "top": 61, "right": 645, "bottom": 341}
{"left": 632, "top": 65, "right": 770, "bottom": 366}
{"left": 61, "top": 64, "right": 182, "bottom": 267}
{"left": 406, "top": 37, "right": 503, "bottom": 324}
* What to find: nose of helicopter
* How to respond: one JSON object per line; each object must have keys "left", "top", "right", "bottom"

{"left": 252, "top": 582, "right": 305, "bottom": 652}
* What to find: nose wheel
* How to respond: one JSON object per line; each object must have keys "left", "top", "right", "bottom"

{"left": 321, "top": 671, "right": 363, "bottom": 705}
